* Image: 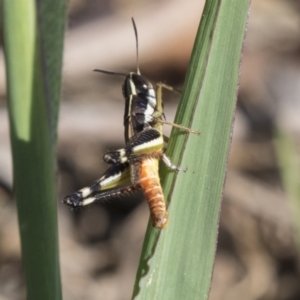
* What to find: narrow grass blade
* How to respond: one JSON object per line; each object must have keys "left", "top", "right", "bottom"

{"left": 2, "top": 0, "right": 66, "bottom": 299}
{"left": 133, "top": 0, "right": 250, "bottom": 299}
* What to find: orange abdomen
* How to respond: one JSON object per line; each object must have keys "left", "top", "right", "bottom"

{"left": 138, "top": 158, "right": 168, "bottom": 229}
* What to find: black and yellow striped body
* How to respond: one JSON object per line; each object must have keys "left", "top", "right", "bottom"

{"left": 103, "top": 126, "right": 168, "bottom": 229}
{"left": 123, "top": 73, "right": 158, "bottom": 143}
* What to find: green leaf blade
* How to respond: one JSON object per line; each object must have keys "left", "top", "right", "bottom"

{"left": 2, "top": 0, "right": 66, "bottom": 299}
{"left": 133, "top": 1, "right": 250, "bottom": 299}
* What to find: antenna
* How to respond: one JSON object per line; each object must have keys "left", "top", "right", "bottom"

{"left": 131, "top": 18, "right": 140, "bottom": 75}
{"left": 94, "top": 18, "right": 140, "bottom": 77}
{"left": 93, "top": 69, "right": 126, "bottom": 77}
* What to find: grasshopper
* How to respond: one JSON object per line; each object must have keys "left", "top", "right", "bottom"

{"left": 64, "top": 18, "right": 199, "bottom": 228}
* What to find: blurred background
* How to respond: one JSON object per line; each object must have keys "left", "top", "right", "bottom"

{"left": 1, "top": 0, "right": 300, "bottom": 299}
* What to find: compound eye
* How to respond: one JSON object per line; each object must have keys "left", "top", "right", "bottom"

{"left": 122, "top": 76, "right": 132, "bottom": 97}
{"left": 132, "top": 74, "right": 152, "bottom": 91}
